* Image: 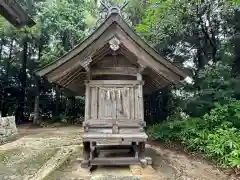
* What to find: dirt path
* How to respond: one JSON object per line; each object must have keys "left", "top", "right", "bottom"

{"left": 0, "top": 126, "right": 237, "bottom": 180}
{"left": 146, "top": 144, "right": 237, "bottom": 180}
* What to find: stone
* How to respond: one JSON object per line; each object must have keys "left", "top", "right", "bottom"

{"left": 0, "top": 128, "right": 6, "bottom": 135}
{"left": 145, "top": 157, "right": 152, "bottom": 165}
{"left": 140, "top": 159, "right": 147, "bottom": 168}
{"left": 0, "top": 136, "right": 4, "bottom": 144}
{"left": 0, "top": 118, "right": 9, "bottom": 127}
{"left": 5, "top": 129, "right": 12, "bottom": 137}
{"left": 0, "top": 116, "right": 17, "bottom": 144}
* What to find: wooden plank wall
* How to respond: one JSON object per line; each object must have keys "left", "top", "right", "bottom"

{"left": 85, "top": 80, "right": 144, "bottom": 122}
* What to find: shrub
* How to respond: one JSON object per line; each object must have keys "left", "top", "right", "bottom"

{"left": 148, "top": 100, "right": 240, "bottom": 168}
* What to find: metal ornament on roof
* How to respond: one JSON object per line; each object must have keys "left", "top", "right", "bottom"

{"left": 100, "top": 0, "right": 129, "bottom": 17}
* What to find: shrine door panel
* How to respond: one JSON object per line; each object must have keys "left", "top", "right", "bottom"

{"left": 116, "top": 88, "right": 131, "bottom": 119}
{"left": 97, "top": 87, "right": 134, "bottom": 120}
{"left": 98, "top": 88, "right": 116, "bottom": 120}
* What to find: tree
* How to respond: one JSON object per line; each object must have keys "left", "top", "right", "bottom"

{"left": 0, "top": 0, "right": 93, "bottom": 122}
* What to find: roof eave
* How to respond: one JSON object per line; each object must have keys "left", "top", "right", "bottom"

{"left": 36, "top": 13, "right": 188, "bottom": 82}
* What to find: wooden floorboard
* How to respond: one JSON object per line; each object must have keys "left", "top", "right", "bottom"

{"left": 90, "top": 157, "right": 140, "bottom": 165}
{"left": 96, "top": 145, "right": 132, "bottom": 150}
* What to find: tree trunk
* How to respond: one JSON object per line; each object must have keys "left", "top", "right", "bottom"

{"left": 1, "top": 40, "right": 13, "bottom": 117}
{"left": 16, "top": 36, "right": 28, "bottom": 122}
{"left": 71, "top": 96, "right": 77, "bottom": 117}
{"left": 33, "top": 76, "right": 41, "bottom": 125}
{"left": 33, "top": 32, "right": 44, "bottom": 124}
{"left": 232, "top": 10, "right": 240, "bottom": 76}
{"left": 196, "top": 48, "right": 208, "bottom": 70}
{"left": 0, "top": 38, "right": 4, "bottom": 116}
{"left": 55, "top": 85, "right": 60, "bottom": 118}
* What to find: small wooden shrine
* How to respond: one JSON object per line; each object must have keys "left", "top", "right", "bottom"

{"left": 37, "top": 6, "right": 187, "bottom": 168}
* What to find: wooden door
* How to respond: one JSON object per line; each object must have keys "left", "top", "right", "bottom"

{"left": 87, "top": 80, "right": 143, "bottom": 121}
{"left": 116, "top": 88, "right": 130, "bottom": 119}
{"left": 98, "top": 87, "right": 131, "bottom": 120}
{"left": 98, "top": 88, "right": 117, "bottom": 120}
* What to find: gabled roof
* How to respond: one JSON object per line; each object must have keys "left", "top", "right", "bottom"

{"left": 37, "top": 12, "right": 187, "bottom": 95}
{"left": 0, "top": 0, "right": 35, "bottom": 28}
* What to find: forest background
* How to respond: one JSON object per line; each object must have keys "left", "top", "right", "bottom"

{"left": 0, "top": 0, "right": 240, "bottom": 169}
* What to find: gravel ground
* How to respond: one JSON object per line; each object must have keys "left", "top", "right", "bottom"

{"left": 0, "top": 125, "right": 237, "bottom": 180}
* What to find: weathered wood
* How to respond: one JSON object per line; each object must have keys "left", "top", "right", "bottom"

{"left": 37, "top": 13, "right": 186, "bottom": 80}
{"left": 90, "top": 142, "right": 96, "bottom": 161}
{"left": 82, "top": 142, "right": 90, "bottom": 168}
{"left": 90, "top": 87, "right": 98, "bottom": 119}
{"left": 132, "top": 142, "right": 139, "bottom": 159}
{"left": 130, "top": 87, "right": 135, "bottom": 120}
{"left": 83, "top": 119, "right": 146, "bottom": 127}
{"left": 92, "top": 54, "right": 135, "bottom": 68}
{"left": 61, "top": 72, "right": 86, "bottom": 88}
{"left": 88, "top": 80, "right": 142, "bottom": 86}
{"left": 49, "top": 64, "right": 82, "bottom": 83}
{"left": 90, "top": 157, "right": 140, "bottom": 166}
{"left": 112, "top": 121, "right": 119, "bottom": 134}
{"left": 83, "top": 132, "right": 148, "bottom": 143}
{"left": 134, "top": 87, "right": 139, "bottom": 120}
{"left": 96, "top": 145, "right": 132, "bottom": 150}
{"left": 114, "top": 14, "right": 187, "bottom": 78}
{"left": 91, "top": 67, "right": 138, "bottom": 76}
{"left": 137, "top": 71, "right": 144, "bottom": 121}
{"left": 84, "top": 83, "right": 90, "bottom": 121}
{"left": 36, "top": 11, "right": 188, "bottom": 169}
{"left": 59, "top": 68, "right": 85, "bottom": 87}
{"left": 115, "top": 28, "right": 179, "bottom": 83}
{"left": 86, "top": 128, "right": 144, "bottom": 134}
{"left": 116, "top": 87, "right": 130, "bottom": 119}
{"left": 98, "top": 88, "right": 104, "bottom": 119}
{"left": 139, "top": 142, "right": 145, "bottom": 159}
{"left": 85, "top": 80, "right": 145, "bottom": 122}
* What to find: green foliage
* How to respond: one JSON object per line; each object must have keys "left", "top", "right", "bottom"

{"left": 148, "top": 100, "right": 240, "bottom": 168}
{"left": 38, "top": 0, "right": 90, "bottom": 66}
{"left": 0, "top": 0, "right": 95, "bottom": 120}
{"left": 182, "top": 60, "right": 240, "bottom": 117}
{"left": 136, "top": 0, "right": 186, "bottom": 46}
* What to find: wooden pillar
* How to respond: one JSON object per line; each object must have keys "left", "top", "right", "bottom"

{"left": 82, "top": 142, "right": 90, "bottom": 168}
{"left": 85, "top": 82, "right": 90, "bottom": 121}
{"left": 137, "top": 64, "right": 145, "bottom": 121}
{"left": 139, "top": 142, "right": 145, "bottom": 158}
{"left": 82, "top": 57, "right": 92, "bottom": 167}
{"left": 84, "top": 61, "right": 92, "bottom": 121}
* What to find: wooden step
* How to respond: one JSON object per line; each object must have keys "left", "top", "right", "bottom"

{"left": 96, "top": 145, "right": 132, "bottom": 150}
{"left": 90, "top": 157, "right": 140, "bottom": 166}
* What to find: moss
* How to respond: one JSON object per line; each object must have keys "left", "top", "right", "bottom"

{"left": 0, "top": 148, "right": 59, "bottom": 180}
{"left": 43, "top": 147, "right": 83, "bottom": 180}
{"left": 0, "top": 149, "right": 21, "bottom": 165}
{"left": 16, "top": 148, "right": 59, "bottom": 176}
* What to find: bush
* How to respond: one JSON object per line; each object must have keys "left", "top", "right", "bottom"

{"left": 148, "top": 100, "right": 240, "bottom": 168}
{"left": 182, "top": 61, "right": 240, "bottom": 117}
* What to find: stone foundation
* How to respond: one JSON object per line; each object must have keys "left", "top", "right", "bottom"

{"left": 0, "top": 116, "right": 17, "bottom": 144}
